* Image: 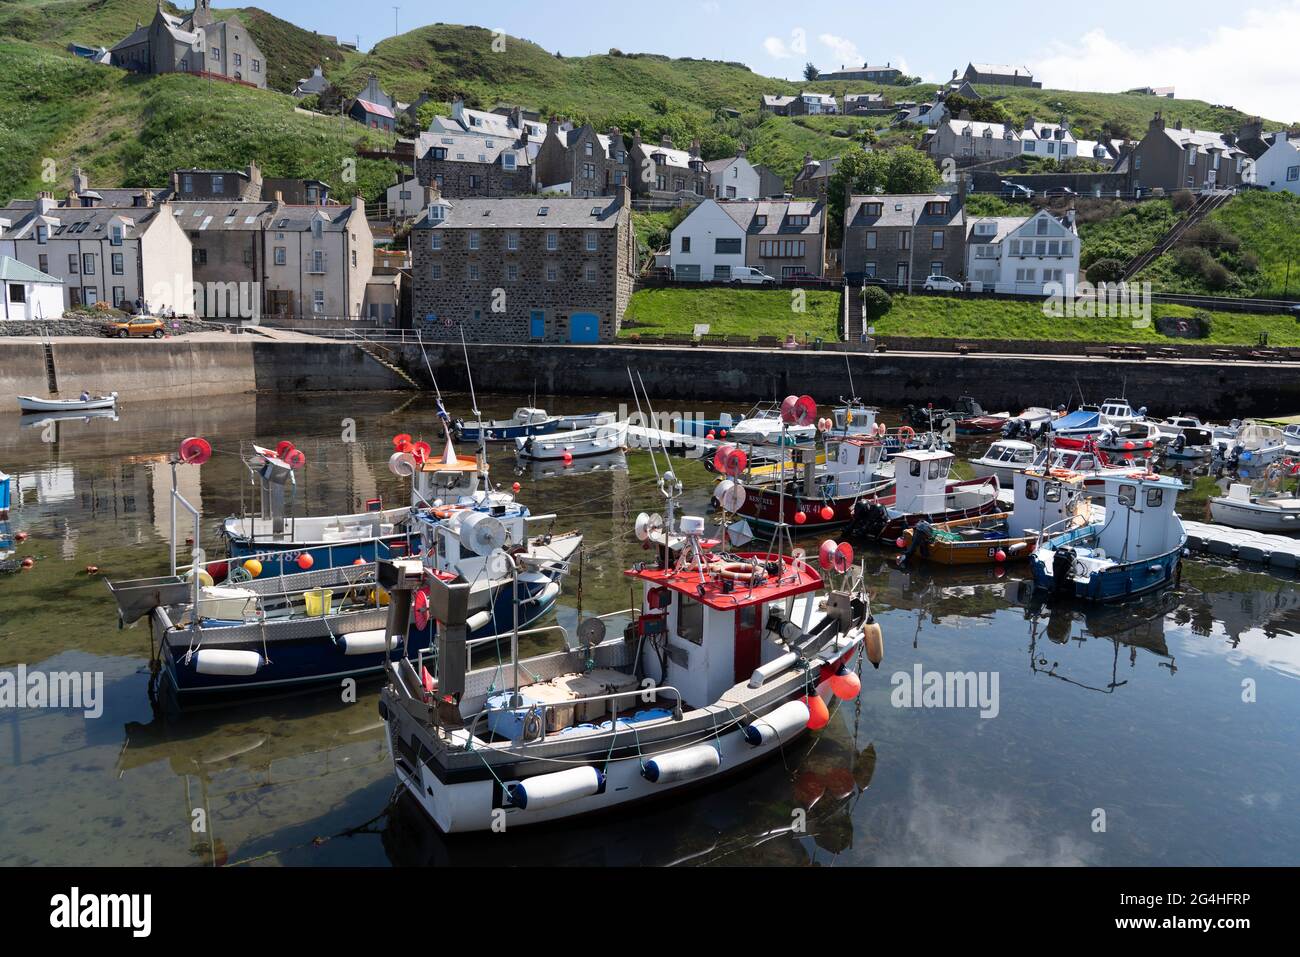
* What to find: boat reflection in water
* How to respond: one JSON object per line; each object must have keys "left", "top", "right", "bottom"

{"left": 515, "top": 450, "right": 628, "bottom": 481}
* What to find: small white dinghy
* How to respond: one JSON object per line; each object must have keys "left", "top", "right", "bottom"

{"left": 1209, "top": 483, "right": 1300, "bottom": 533}
{"left": 17, "top": 392, "right": 117, "bottom": 413}
{"left": 515, "top": 423, "right": 625, "bottom": 461}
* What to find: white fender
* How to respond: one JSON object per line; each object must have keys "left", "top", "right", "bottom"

{"left": 466, "top": 610, "right": 493, "bottom": 632}
{"left": 748, "top": 651, "right": 798, "bottom": 688}
{"left": 509, "top": 766, "right": 603, "bottom": 811}
{"left": 193, "top": 649, "right": 262, "bottom": 676}
{"left": 642, "top": 744, "right": 720, "bottom": 784}
{"left": 742, "top": 699, "right": 811, "bottom": 746}
{"left": 340, "top": 630, "right": 399, "bottom": 656}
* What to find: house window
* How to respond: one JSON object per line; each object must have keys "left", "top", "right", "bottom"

{"left": 582, "top": 163, "right": 596, "bottom": 180}
{"left": 865, "top": 231, "right": 877, "bottom": 249}
{"left": 507, "top": 263, "right": 518, "bottom": 281}
{"left": 429, "top": 234, "right": 442, "bottom": 251}
{"left": 211, "top": 47, "right": 219, "bottom": 59}
{"left": 110, "top": 225, "right": 123, "bottom": 246}
{"left": 82, "top": 253, "right": 95, "bottom": 275}
{"left": 1288, "top": 166, "right": 1300, "bottom": 182}
{"left": 1036, "top": 218, "right": 1049, "bottom": 235}
{"left": 546, "top": 232, "right": 558, "bottom": 251}
{"left": 111, "top": 253, "right": 123, "bottom": 275}
{"left": 584, "top": 141, "right": 594, "bottom": 156}
{"left": 68, "top": 254, "right": 79, "bottom": 274}
{"left": 212, "top": 175, "right": 224, "bottom": 193}
{"left": 274, "top": 246, "right": 286, "bottom": 265}
{"left": 585, "top": 265, "right": 597, "bottom": 282}
{"left": 930, "top": 261, "right": 943, "bottom": 276}
{"left": 931, "top": 231, "right": 943, "bottom": 249}
{"left": 468, "top": 231, "right": 480, "bottom": 250}
{"left": 468, "top": 264, "right": 480, "bottom": 281}
{"left": 430, "top": 264, "right": 443, "bottom": 280}
{"left": 8, "top": 284, "right": 25, "bottom": 304}
{"left": 585, "top": 231, "right": 598, "bottom": 252}
{"left": 864, "top": 262, "right": 877, "bottom": 278}
{"left": 234, "top": 53, "right": 241, "bottom": 67}
{"left": 112, "top": 286, "right": 125, "bottom": 306}
{"left": 546, "top": 264, "right": 558, "bottom": 281}
{"left": 506, "top": 232, "right": 518, "bottom": 251}
{"left": 715, "top": 237, "right": 741, "bottom": 254}
{"left": 351, "top": 249, "right": 357, "bottom": 268}
{"left": 312, "top": 290, "right": 324, "bottom": 314}
{"left": 681, "top": 236, "right": 691, "bottom": 253}
{"left": 468, "top": 175, "right": 480, "bottom": 190}
{"left": 38, "top": 254, "right": 48, "bottom": 273}
{"left": 502, "top": 153, "right": 516, "bottom": 170}
{"left": 432, "top": 148, "right": 447, "bottom": 160}
{"left": 252, "top": 59, "right": 260, "bottom": 73}
{"left": 899, "top": 232, "right": 910, "bottom": 251}
{"left": 36, "top": 226, "right": 48, "bottom": 244}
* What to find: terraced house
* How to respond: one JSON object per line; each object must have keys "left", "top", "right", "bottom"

{"left": 628, "top": 133, "right": 711, "bottom": 204}
{"left": 842, "top": 192, "right": 967, "bottom": 288}
{"left": 535, "top": 122, "right": 629, "bottom": 198}
{"left": 1126, "top": 112, "right": 1255, "bottom": 193}
{"left": 411, "top": 188, "right": 636, "bottom": 343}
{"left": 415, "top": 130, "right": 535, "bottom": 198}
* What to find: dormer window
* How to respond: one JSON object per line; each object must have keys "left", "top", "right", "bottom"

{"left": 502, "top": 153, "right": 517, "bottom": 170}
{"left": 428, "top": 205, "right": 444, "bottom": 223}
{"left": 36, "top": 225, "right": 48, "bottom": 244}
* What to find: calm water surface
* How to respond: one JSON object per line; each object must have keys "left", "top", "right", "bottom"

{"left": 0, "top": 391, "right": 1297, "bottom": 866}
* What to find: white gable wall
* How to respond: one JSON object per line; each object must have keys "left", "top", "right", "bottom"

{"left": 668, "top": 199, "right": 747, "bottom": 281}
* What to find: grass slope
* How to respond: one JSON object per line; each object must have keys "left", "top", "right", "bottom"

{"left": 622, "top": 287, "right": 841, "bottom": 340}
{"left": 0, "top": 40, "right": 396, "bottom": 204}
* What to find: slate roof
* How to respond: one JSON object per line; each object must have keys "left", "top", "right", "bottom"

{"left": 416, "top": 131, "right": 532, "bottom": 166}
{"left": 715, "top": 200, "right": 823, "bottom": 234}
{"left": 845, "top": 193, "right": 964, "bottom": 229}
{"left": 413, "top": 196, "right": 623, "bottom": 230}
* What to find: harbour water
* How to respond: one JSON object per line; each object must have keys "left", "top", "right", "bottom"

{"left": 1, "top": 391, "right": 1297, "bottom": 866}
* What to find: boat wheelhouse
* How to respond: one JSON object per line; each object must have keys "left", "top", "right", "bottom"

{"left": 377, "top": 504, "right": 882, "bottom": 833}
{"left": 1098, "top": 398, "right": 1144, "bottom": 427}
{"left": 1213, "top": 420, "right": 1285, "bottom": 469}
{"left": 970, "top": 439, "right": 1037, "bottom": 484}
{"left": 731, "top": 436, "right": 889, "bottom": 530}
{"left": 1030, "top": 472, "right": 1187, "bottom": 602}
{"left": 849, "top": 449, "right": 1000, "bottom": 543}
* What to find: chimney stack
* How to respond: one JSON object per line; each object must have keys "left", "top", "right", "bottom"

{"left": 661, "top": 134, "right": 674, "bottom": 149}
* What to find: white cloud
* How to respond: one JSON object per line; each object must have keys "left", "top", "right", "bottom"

{"left": 1031, "top": 6, "right": 1300, "bottom": 123}
{"left": 763, "top": 36, "right": 792, "bottom": 60}
{"left": 818, "top": 33, "right": 861, "bottom": 67}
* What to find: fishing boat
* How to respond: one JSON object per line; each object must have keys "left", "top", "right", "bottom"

{"left": 555, "top": 411, "right": 617, "bottom": 430}
{"left": 1051, "top": 406, "right": 1104, "bottom": 438}
{"left": 455, "top": 407, "right": 560, "bottom": 442}
{"left": 1154, "top": 414, "right": 1212, "bottom": 442}
{"left": 951, "top": 396, "right": 1011, "bottom": 434}
{"left": 521, "top": 450, "right": 628, "bottom": 480}
{"left": 108, "top": 438, "right": 581, "bottom": 699}
{"left": 1213, "top": 420, "right": 1286, "bottom": 469}
{"left": 1283, "top": 424, "right": 1300, "bottom": 456}
{"left": 1001, "top": 406, "right": 1063, "bottom": 439}
{"left": 1095, "top": 420, "right": 1163, "bottom": 454}
{"left": 969, "top": 439, "right": 1038, "bottom": 484}
{"left": 848, "top": 449, "right": 1001, "bottom": 544}
{"left": 1162, "top": 426, "right": 1214, "bottom": 460}
{"left": 0, "top": 469, "right": 10, "bottom": 517}
{"left": 376, "top": 469, "right": 884, "bottom": 833}
{"left": 1097, "top": 398, "right": 1146, "bottom": 428}
{"left": 1029, "top": 472, "right": 1187, "bottom": 602}
{"left": 898, "top": 467, "right": 1092, "bottom": 565}
{"left": 1209, "top": 482, "right": 1300, "bottom": 533}
{"left": 515, "top": 423, "right": 625, "bottom": 461}
{"left": 17, "top": 392, "right": 117, "bottom": 413}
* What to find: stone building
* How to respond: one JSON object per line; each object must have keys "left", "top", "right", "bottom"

{"left": 627, "top": 133, "right": 710, "bottom": 205}
{"left": 410, "top": 187, "right": 635, "bottom": 343}
{"left": 841, "top": 192, "right": 967, "bottom": 288}
{"left": 1126, "top": 112, "right": 1255, "bottom": 194}
{"left": 110, "top": 1, "right": 268, "bottom": 89}
{"left": 535, "top": 122, "right": 629, "bottom": 197}
{"left": 415, "top": 129, "right": 535, "bottom": 198}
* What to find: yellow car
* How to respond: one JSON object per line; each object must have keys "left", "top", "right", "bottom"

{"left": 101, "top": 316, "right": 166, "bottom": 339}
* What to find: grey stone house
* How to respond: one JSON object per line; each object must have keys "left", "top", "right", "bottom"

{"left": 535, "top": 122, "right": 629, "bottom": 198}
{"left": 110, "top": 1, "right": 267, "bottom": 89}
{"left": 792, "top": 155, "right": 842, "bottom": 201}
{"left": 842, "top": 192, "right": 967, "bottom": 287}
{"left": 410, "top": 187, "right": 636, "bottom": 343}
{"left": 628, "top": 133, "right": 710, "bottom": 204}
{"left": 729, "top": 199, "right": 827, "bottom": 278}
{"left": 960, "top": 62, "right": 1040, "bottom": 88}
{"left": 415, "top": 129, "right": 535, "bottom": 198}
{"left": 928, "top": 116, "right": 1022, "bottom": 163}
{"left": 1126, "top": 112, "right": 1255, "bottom": 193}
{"left": 817, "top": 63, "right": 903, "bottom": 83}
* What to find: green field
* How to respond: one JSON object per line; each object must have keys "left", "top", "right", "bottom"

{"left": 622, "top": 287, "right": 841, "bottom": 340}
{"left": 622, "top": 287, "right": 1300, "bottom": 347}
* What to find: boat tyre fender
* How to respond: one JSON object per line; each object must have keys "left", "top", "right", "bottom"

{"left": 851, "top": 501, "right": 889, "bottom": 541}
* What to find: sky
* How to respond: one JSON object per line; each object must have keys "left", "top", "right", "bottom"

{"left": 255, "top": 0, "right": 1298, "bottom": 122}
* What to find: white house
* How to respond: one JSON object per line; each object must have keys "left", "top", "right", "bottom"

{"left": 705, "top": 153, "right": 761, "bottom": 200}
{"left": 1, "top": 256, "right": 64, "bottom": 320}
{"left": 1020, "top": 120, "right": 1076, "bottom": 160}
{"left": 966, "top": 209, "right": 1079, "bottom": 295}
{"left": 668, "top": 199, "right": 746, "bottom": 281}
{"left": 387, "top": 177, "right": 427, "bottom": 218}
{"left": 1251, "top": 131, "right": 1300, "bottom": 195}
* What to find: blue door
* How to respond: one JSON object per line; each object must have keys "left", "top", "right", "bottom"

{"left": 529, "top": 310, "right": 545, "bottom": 340}
{"left": 569, "top": 312, "right": 600, "bottom": 344}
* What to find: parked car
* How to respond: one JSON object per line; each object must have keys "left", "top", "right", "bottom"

{"left": 730, "top": 267, "right": 777, "bottom": 286}
{"left": 1043, "top": 187, "right": 1076, "bottom": 200}
{"left": 101, "top": 315, "right": 165, "bottom": 339}
{"left": 923, "top": 275, "right": 965, "bottom": 293}
{"left": 1001, "top": 182, "right": 1034, "bottom": 200}
{"left": 782, "top": 270, "right": 823, "bottom": 283}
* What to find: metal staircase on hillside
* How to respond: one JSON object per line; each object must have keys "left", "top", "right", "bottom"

{"left": 1120, "top": 190, "right": 1233, "bottom": 282}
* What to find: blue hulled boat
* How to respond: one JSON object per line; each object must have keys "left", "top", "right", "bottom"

{"left": 455, "top": 407, "right": 560, "bottom": 442}
{"left": 1030, "top": 472, "right": 1186, "bottom": 602}
{"left": 0, "top": 468, "right": 11, "bottom": 517}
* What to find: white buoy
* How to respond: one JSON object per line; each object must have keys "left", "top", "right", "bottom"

{"left": 742, "top": 699, "right": 811, "bottom": 746}
{"left": 340, "top": 630, "right": 399, "bottom": 656}
{"left": 643, "top": 744, "right": 720, "bottom": 784}
{"left": 748, "top": 652, "right": 798, "bottom": 688}
{"left": 509, "top": 766, "right": 603, "bottom": 811}
{"left": 193, "top": 649, "right": 262, "bottom": 676}
{"left": 466, "top": 610, "right": 492, "bottom": 632}
{"left": 523, "top": 581, "right": 561, "bottom": 607}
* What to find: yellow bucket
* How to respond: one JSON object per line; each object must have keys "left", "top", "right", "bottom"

{"left": 304, "top": 588, "right": 333, "bottom": 617}
{"left": 368, "top": 586, "right": 390, "bottom": 607}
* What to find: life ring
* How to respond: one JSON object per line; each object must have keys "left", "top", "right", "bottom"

{"left": 432, "top": 503, "right": 470, "bottom": 520}
{"left": 1049, "top": 467, "right": 1075, "bottom": 479}
{"left": 897, "top": 426, "right": 915, "bottom": 441}
{"left": 713, "top": 561, "right": 760, "bottom": 582}
{"left": 285, "top": 448, "right": 307, "bottom": 470}
{"left": 413, "top": 587, "right": 431, "bottom": 631}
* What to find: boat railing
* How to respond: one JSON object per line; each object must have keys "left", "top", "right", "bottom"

{"left": 418, "top": 607, "right": 637, "bottom": 674}
{"left": 456, "top": 681, "right": 687, "bottom": 750}
{"left": 1033, "top": 516, "right": 1096, "bottom": 551}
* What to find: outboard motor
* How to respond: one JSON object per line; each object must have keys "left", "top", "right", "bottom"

{"left": 900, "top": 521, "right": 933, "bottom": 564}
{"left": 1052, "top": 547, "right": 1076, "bottom": 595}
{"left": 1002, "top": 420, "right": 1019, "bottom": 439}
{"left": 851, "top": 501, "right": 889, "bottom": 541}
{"left": 1172, "top": 433, "right": 1187, "bottom": 454}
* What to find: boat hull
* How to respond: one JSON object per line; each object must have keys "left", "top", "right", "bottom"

{"left": 1030, "top": 540, "right": 1184, "bottom": 602}
{"left": 736, "top": 488, "right": 858, "bottom": 530}
{"left": 458, "top": 420, "right": 560, "bottom": 442}
{"left": 900, "top": 515, "right": 1035, "bottom": 565}
{"left": 1208, "top": 499, "right": 1300, "bottom": 533}
{"left": 17, "top": 395, "right": 116, "bottom": 412}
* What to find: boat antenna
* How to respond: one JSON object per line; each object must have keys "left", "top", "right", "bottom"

{"left": 844, "top": 353, "right": 857, "bottom": 403}
{"left": 636, "top": 369, "right": 683, "bottom": 534}
{"left": 459, "top": 327, "right": 488, "bottom": 488}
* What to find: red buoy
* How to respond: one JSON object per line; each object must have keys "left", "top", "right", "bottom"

{"left": 819, "top": 505, "right": 834, "bottom": 521}
{"left": 804, "top": 694, "right": 830, "bottom": 730}
{"left": 296, "top": 553, "right": 315, "bottom": 570}
{"left": 830, "top": 667, "right": 861, "bottom": 701}
{"left": 512, "top": 482, "right": 521, "bottom": 493}
{"left": 793, "top": 511, "right": 807, "bottom": 525}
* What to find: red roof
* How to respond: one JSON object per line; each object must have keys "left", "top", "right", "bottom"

{"left": 625, "top": 551, "right": 822, "bottom": 611}
{"left": 355, "top": 98, "right": 395, "bottom": 119}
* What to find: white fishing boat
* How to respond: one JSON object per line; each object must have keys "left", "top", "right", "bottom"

{"left": 377, "top": 474, "right": 884, "bottom": 833}
{"left": 1154, "top": 414, "right": 1211, "bottom": 441}
{"left": 455, "top": 407, "right": 560, "bottom": 442}
{"left": 555, "top": 411, "right": 617, "bottom": 430}
{"left": 1282, "top": 424, "right": 1300, "bottom": 456}
{"left": 1209, "top": 483, "right": 1300, "bottom": 533}
{"left": 17, "top": 392, "right": 117, "bottom": 413}
{"left": 1162, "top": 426, "right": 1214, "bottom": 460}
{"left": 1213, "top": 420, "right": 1285, "bottom": 468}
{"left": 970, "top": 439, "right": 1038, "bottom": 484}
{"left": 1001, "top": 406, "right": 1062, "bottom": 439}
{"left": 515, "top": 423, "right": 625, "bottom": 461}
{"left": 1097, "top": 398, "right": 1145, "bottom": 428}
{"left": 1095, "top": 420, "right": 1163, "bottom": 454}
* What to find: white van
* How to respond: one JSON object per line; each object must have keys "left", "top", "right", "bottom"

{"left": 729, "top": 266, "right": 777, "bottom": 286}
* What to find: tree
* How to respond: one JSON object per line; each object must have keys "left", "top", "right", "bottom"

{"left": 861, "top": 286, "right": 892, "bottom": 321}
{"left": 1085, "top": 258, "right": 1125, "bottom": 284}
{"left": 827, "top": 146, "right": 941, "bottom": 245}
{"left": 803, "top": 62, "right": 819, "bottom": 82}
{"left": 943, "top": 94, "right": 1011, "bottom": 126}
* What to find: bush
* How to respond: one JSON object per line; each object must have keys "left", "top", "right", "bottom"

{"left": 1086, "top": 258, "right": 1125, "bottom": 283}
{"left": 861, "top": 285, "right": 892, "bottom": 320}
{"left": 1170, "top": 189, "right": 1196, "bottom": 212}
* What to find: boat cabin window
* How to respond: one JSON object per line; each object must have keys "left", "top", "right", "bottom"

{"left": 1045, "top": 483, "right": 1061, "bottom": 502}
{"left": 909, "top": 459, "right": 922, "bottom": 478}
{"left": 677, "top": 593, "right": 704, "bottom": 646}
{"left": 1025, "top": 479, "right": 1039, "bottom": 500}
{"left": 1118, "top": 484, "right": 1136, "bottom": 507}
{"left": 1146, "top": 488, "right": 1163, "bottom": 508}
{"left": 928, "top": 459, "right": 947, "bottom": 480}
